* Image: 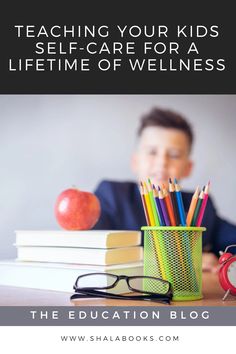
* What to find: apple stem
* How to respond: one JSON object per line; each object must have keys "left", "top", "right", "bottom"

{"left": 72, "top": 185, "right": 79, "bottom": 190}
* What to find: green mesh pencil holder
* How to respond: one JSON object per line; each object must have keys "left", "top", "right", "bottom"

{"left": 141, "top": 226, "right": 206, "bottom": 301}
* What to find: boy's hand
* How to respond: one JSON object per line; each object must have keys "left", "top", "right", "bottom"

{"left": 202, "top": 252, "right": 220, "bottom": 273}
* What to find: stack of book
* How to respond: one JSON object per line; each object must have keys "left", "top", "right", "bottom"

{"left": 0, "top": 230, "right": 143, "bottom": 294}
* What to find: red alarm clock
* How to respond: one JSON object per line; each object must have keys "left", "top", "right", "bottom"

{"left": 219, "top": 245, "right": 236, "bottom": 300}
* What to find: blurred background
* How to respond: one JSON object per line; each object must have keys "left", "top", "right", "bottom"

{"left": 1, "top": 95, "right": 236, "bottom": 259}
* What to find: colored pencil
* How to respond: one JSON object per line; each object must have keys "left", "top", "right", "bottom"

{"left": 158, "top": 186, "right": 171, "bottom": 226}
{"left": 162, "top": 184, "right": 176, "bottom": 226}
{"left": 145, "top": 180, "right": 168, "bottom": 279}
{"left": 174, "top": 178, "right": 186, "bottom": 226}
{"left": 147, "top": 178, "right": 160, "bottom": 226}
{"left": 186, "top": 186, "right": 200, "bottom": 226}
{"left": 143, "top": 181, "right": 155, "bottom": 226}
{"left": 153, "top": 185, "right": 165, "bottom": 226}
{"left": 196, "top": 182, "right": 210, "bottom": 227}
{"left": 191, "top": 188, "right": 205, "bottom": 226}
{"left": 169, "top": 178, "right": 180, "bottom": 226}
{"left": 174, "top": 179, "right": 199, "bottom": 289}
{"left": 139, "top": 182, "right": 150, "bottom": 226}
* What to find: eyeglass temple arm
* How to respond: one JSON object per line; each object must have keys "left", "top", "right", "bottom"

{"left": 71, "top": 293, "right": 171, "bottom": 304}
{"left": 71, "top": 289, "right": 171, "bottom": 304}
{"left": 74, "top": 288, "right": 171, "bottom": 298}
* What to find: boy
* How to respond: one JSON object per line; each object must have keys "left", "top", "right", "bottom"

{"left": 94, "top": 107, "right": 236, "bottom": 272}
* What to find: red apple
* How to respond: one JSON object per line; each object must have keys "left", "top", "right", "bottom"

{"left": 55, "top": 188, "right": 101, "bottom": 230}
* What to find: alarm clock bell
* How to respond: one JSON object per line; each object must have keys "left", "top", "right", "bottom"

{"left": 219, "top": 245, "right": 236, "bottom": 301}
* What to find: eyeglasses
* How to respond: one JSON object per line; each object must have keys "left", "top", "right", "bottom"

{"left": 70, "top": 273, "right": 173, "bottom": 304}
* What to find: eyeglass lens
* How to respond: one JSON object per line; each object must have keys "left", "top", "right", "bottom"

{"left": 76, "top": 273, "right": 118, "bottom": 289}
{"left": 128, "top": 277, "right": 169, "bottom": 294}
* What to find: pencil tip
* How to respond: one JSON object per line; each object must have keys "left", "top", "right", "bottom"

{"left": 152, "top": 184, "right": 156, "bottom": 189}
{"left": 174, "top": 178, "right": 178, "bottom": 184}
{"left": 140, "top": 181, "right": 143, "bottom": 186}
{"left": 158, "top": 185, "right": 161, "bottom": 191}
{"left": 169, "top": 177, "right": 172, "bottom": 183}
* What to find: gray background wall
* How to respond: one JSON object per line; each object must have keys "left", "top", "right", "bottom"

{"left": 1, "top": 95, "right": 236, "bottom": 259}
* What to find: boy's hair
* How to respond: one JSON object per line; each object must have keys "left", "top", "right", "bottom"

{"left": 138, "top": 107, "right": 194, "bottom": 149}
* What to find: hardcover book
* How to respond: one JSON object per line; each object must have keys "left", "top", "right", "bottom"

{"left": 16, "top": 245, "right": 144, "bottom": 265}
{"left": 0, "top": 260, "right": 143, "bottom": 294}
{"left": 15, "top": 230, "right": 141, "bottom": 248}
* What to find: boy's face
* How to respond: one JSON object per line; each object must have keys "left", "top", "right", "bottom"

{"left": 131, "top": 126, "right": 193, "bottom": 184}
